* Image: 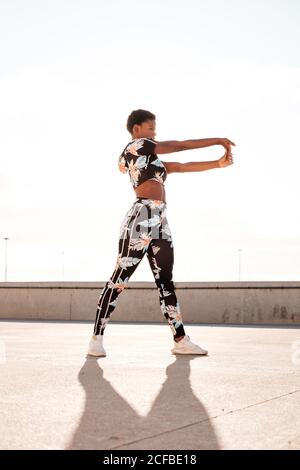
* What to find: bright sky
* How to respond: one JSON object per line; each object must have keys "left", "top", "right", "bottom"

{"left": 0, "top": 0, "right": 300, "bottom": 282}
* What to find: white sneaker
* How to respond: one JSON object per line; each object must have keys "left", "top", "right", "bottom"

{"left": 171, "top": 335, "right": 208, "bottom": 355}
{"left": 87, "top": 335, "right": 107, "bottom": 357}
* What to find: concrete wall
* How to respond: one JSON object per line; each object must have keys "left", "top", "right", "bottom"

{"left": 1, "top": 281, "right": 300, "bottom": 325}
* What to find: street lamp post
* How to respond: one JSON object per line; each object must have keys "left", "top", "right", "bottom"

{"left": 3, "top": 237, "right": 9, "bottom": 282}
{"left": 238, "top": 248, "right": 242, "bottom": 282}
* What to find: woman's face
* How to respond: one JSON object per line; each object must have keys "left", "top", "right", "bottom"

{"left": 132, "top": 119, "right": 156, "bottom": 139}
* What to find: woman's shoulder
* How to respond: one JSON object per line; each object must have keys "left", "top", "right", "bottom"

{"left": 124, "top": 138, "right": 157, "bottom": 157}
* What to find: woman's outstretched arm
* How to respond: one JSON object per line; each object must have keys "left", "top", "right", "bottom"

{"left": 162, "top": 147, "right": 235, "bottom": 173}
{"left": 155, "top": 137, "right": 235, "bottom": 154}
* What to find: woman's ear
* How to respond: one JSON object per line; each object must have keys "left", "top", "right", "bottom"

{"left": 132, "top": 124, "right": 140, "bottom": 135}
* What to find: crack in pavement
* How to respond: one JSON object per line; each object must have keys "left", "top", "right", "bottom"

{"left": 108, "top": 387, "right": 300, "bottom": 450}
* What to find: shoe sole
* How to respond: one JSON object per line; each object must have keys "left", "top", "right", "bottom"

{"left": 87, "top": 351, "right": 106, "bottom": 357}
{"left": 171, "top": 349, "right": 208, "bottom": 355}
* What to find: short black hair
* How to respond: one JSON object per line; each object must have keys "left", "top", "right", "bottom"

{"left": 127, "top": 109, "right": 156, "bottom": 134}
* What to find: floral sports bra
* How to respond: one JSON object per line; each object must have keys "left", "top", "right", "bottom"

{"left": 118, "top": 138, "right": 167, "bottom": 188}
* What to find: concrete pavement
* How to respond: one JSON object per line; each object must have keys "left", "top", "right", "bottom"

{"left": 1, "top": 320, "right": 300, "bottom": 450}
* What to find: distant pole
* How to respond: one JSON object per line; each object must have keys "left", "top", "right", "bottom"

{"left": 238, "top": 248, "right": 242, "bottom": 281}
{"left": 3, "top": 237, "right": 9, "bottom": 282}
{"left": 62, "top": 251, "right": 64, "bottom": 281}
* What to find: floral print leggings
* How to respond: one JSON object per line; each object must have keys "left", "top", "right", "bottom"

{"left": 93, "top": 197, "right": 186, "bottom": 339}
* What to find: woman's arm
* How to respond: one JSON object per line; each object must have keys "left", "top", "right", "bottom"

{"left": 155, "top": 137, "right": 235, "bottom": 154}
{"left": 162, "top": 149, "right": 234, "bottom": 173}
{"left": 163, "top": 160, "right": 219, "bottom": 173}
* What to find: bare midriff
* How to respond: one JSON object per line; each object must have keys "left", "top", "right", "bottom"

{"left": 134, "top": 179, "right": 166, "bottom": 203}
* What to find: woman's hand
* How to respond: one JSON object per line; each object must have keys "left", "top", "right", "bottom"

{"left": 218, "top": 148, "right": 234, "bottom": 168}
{"left": 218, "top": 137, "right": 236, "bottom": 153}
{"left": 216, "top": 138, "right": 235, "bottom": 168}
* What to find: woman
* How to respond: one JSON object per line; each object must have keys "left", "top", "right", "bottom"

{"left": 88, "top": 109, "right": 235, "bottom": 357}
